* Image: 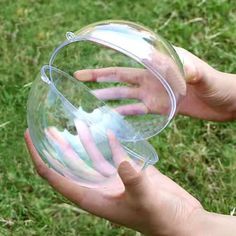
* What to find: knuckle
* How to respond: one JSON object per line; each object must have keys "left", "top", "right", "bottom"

{"left": 133, "top": 88, "right": 141, "bottom": 99}
{"left": 124, "top": 174, "right": 142, "bottom": 187}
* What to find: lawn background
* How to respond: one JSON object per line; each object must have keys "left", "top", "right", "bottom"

{"left": 0, "top": 0, "right": 235, "bottom": 235}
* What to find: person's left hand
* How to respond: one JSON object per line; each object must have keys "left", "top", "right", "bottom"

{"left": 74, "top": 66, "right": 185, "bottom": 116}
{"left": 25, "top": 129, "right": 203, "bottom": 236}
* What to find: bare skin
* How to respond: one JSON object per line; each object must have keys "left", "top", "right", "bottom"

{"left": 25, "top": 129, "right": 203, "bottom": 236}
{"left": 25, "top": 129, "right": 236, "bottom": 236}
{"left": 74, "top": 47, "right": 236, "bottom": 121}
{"left": 25, "top": 47, "right": 236, "bottom": 235}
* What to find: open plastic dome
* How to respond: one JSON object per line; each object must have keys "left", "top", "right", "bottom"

{"left": 27, "top": 20, "right": 186, "bottom": 188}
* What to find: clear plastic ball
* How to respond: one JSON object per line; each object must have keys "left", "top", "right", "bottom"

{"left": 27, "top": 21, "right": 186, "bottom": 188}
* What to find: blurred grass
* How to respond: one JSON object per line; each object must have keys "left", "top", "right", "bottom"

{"left": 0, "top": 0, "right": 235, "bottom": 235}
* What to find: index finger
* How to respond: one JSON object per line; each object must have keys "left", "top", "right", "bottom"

{"left": 74, "top": 67, "right": 148, "bottom": 85}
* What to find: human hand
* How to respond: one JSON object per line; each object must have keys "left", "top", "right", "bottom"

{"left": 74, "top": 47, "right": 236, "bottom": 121}
{"left": 174, "top": 47, "right": 236, "bottom": 121}
{"left": 25, "top": 128, "right": 203, "bottom": 236}
{"left": 74, "top": 61, "right": 185, "bottom": 117}
{"left": 40, "top": 120, "right": 149, "bottom": 189}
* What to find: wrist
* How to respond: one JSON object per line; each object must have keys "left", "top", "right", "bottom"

{"left": 216, "top": 71, "right": 236, "bottom": 119}
{"left": 184, "top": 208, "right": 208, "bottom": 236}
{"left": 187, "top": 209, "right": 236, "bottom": 236}
{"left": 174, "top": 208, "right": 207, "bottom": 236}
{"left": 145, "top": 207, "right": 206, "bottom": 236}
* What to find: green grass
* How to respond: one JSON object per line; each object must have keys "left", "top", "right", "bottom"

{"left": 0, "top": 0, "right": 236, "bottom": 235}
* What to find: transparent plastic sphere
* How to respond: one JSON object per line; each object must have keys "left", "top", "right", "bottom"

{"left": 27, "top": 20, "right": 186, "bottom": 188}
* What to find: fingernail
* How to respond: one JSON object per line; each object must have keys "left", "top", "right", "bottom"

{"left": 74, "top": 71, "right": 92, "bottom": 81}
{"left": 118, "top": 161, "right": 137, "bottom": 177}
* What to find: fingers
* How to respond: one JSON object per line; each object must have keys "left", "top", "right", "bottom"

{"left": 148, "top": 49, "right": 187, "bottom": 95}
{"left": 24, "top": 129, "right": 113, "bottom": 214}
{"left": 173, "top": 46, "right": 201, "bottom": 84}
{"left": 107, "top": 130, "right": 129, "bottom": 167}
{"left": 74, "top": 67, "right": 148, "bottom": 85}
{"left": 75, "top": 120, "right": 116, "bottom": 176}
{"left": 42, "top": 149, "right": 67, "bottom": 174}
{"left": 25, "top": 129, "right": 52, "bottom": 179}
{"left": 45, "top": 127, "right": 70, "bottom": 150}
{"left": 115, "top": 103, "right": 148, "bottom": 116}
{"left": 107, "top": 131, "right": 142, "bottom": 173}
{"left": 118, "top": 161, "right": 149, "bottom": 197}
{"left": 25, "top": 129, "right": 84, "bottom": 193}
{"left": 45, "top": 127, "right": 105, "bottom": 181}
{"left": 92, "top": 86, "right": 140, "bottom": 100}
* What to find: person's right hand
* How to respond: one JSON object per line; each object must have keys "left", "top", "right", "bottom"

{"left": 74, "top": 47, "right": 236, "bottom": 121}
{"left": 25, "top": 129, "right": 204, "bottom": 236}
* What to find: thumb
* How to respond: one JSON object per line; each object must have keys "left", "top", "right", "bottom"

{"left": 118, "top": 161, "right": 149, "bottom": 197}
{"left": 174, "top": 46, "right": 203, "bottom": 84}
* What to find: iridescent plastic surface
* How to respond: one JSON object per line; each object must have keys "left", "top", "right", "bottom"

{"left": 27, "top": 21, "right": 186, "bottom": 188}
